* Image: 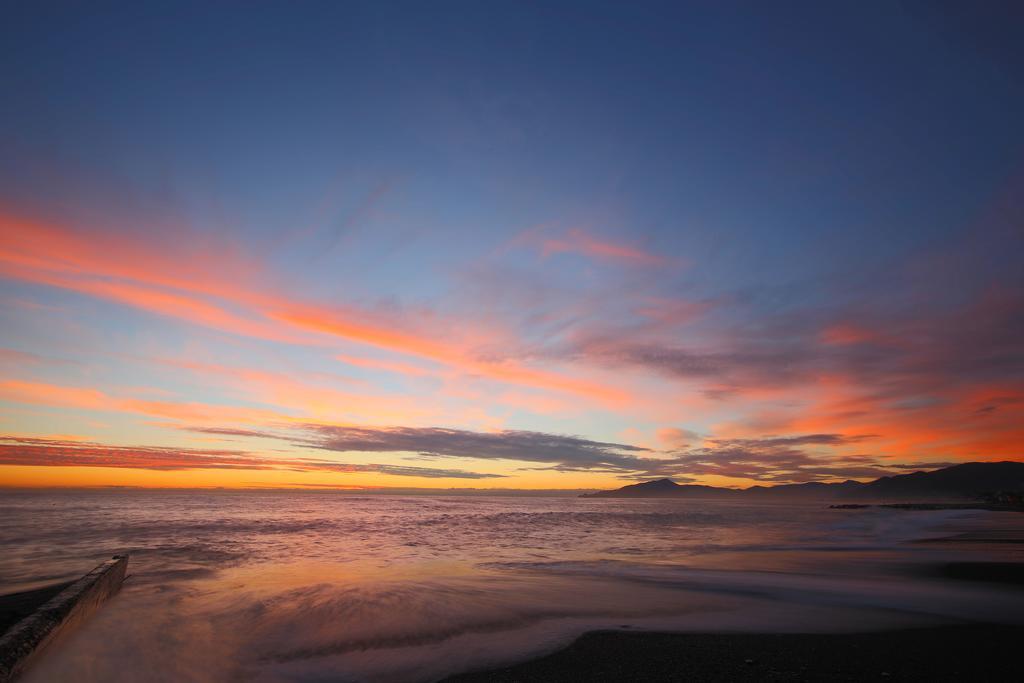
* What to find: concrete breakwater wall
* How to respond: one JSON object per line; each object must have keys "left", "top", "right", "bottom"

{"left": 0, "top": 555, "right": 128, "bottom": 682}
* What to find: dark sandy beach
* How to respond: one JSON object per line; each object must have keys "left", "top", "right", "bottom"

{"left": 445, "top": 552, "right": 1024, "bottom": 682}
{"left": 442, "top": 624, "right": 1024, "bottom": 682}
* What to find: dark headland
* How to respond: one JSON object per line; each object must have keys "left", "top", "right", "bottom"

{"left": 580, "top": 461, "right": 1024, "bottom": 506}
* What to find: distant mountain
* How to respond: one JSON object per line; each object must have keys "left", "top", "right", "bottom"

{"left": 586, "top": 478, "right": 738, "bottom": 499}
{"left": 582, "top": 461, "right": 1024, "bottom": 501}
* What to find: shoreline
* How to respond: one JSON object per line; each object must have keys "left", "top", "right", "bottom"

{"left": 829, "top": 502, "right": 1024, "bottom": 511}
{"left": 441, "top": 624, "right": 1024, "bottom": 682}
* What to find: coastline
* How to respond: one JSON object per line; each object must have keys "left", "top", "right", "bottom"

{"left": 7, "top": 495, "right": 1022, "bottom": 682}
{"left": 441, "top": 624, "right": 1024, "bottom": 682}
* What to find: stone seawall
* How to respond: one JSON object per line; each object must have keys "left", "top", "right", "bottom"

{"left": 0, "top": 555, "right": 128, "bottom": 682}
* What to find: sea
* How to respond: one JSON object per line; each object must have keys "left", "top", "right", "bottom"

{"left": 1, "top": 490, "right": 1022, "bottom": 682}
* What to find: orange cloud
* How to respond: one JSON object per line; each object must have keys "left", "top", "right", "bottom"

{"left": 1, "top": 213, "right": 624, "bottom": 403}
{"left": 0, "top": 379, "right": 107, "bottom": 410}
{"left": 158, "top": 358, "right": 435, "bottom": 425}
{"left": 275, "top": 306, "right": 626, "bottom": 403}
{"left": 782, "top": 375, "right": 1024, "bottom": 461}
{"left": 0, "top": 378, "right": 291, "bottom": 425}
{"left": 656, "top": 427, "right": 701, "bottom": 449}
{"left": 335, "top": 354, "right": 440, "bottom": 377}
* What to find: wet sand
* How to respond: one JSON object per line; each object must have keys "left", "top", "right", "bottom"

{"left": 442, "top": 625, "right": 1024, "bottom": 682}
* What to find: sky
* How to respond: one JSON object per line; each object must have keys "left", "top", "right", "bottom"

{"left": 1, "top": 1, "right": 1022, "bottom": 490}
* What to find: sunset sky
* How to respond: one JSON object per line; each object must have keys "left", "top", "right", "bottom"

{"left": 1, "top": 2, "right": 1021, "bottom": 489}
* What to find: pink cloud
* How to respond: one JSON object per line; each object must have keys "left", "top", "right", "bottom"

{"left": 540, "top": 228, "right": 671, "bottom": 267}
{"left": 818, "top": 323, "right": 878, "bottom": 346}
